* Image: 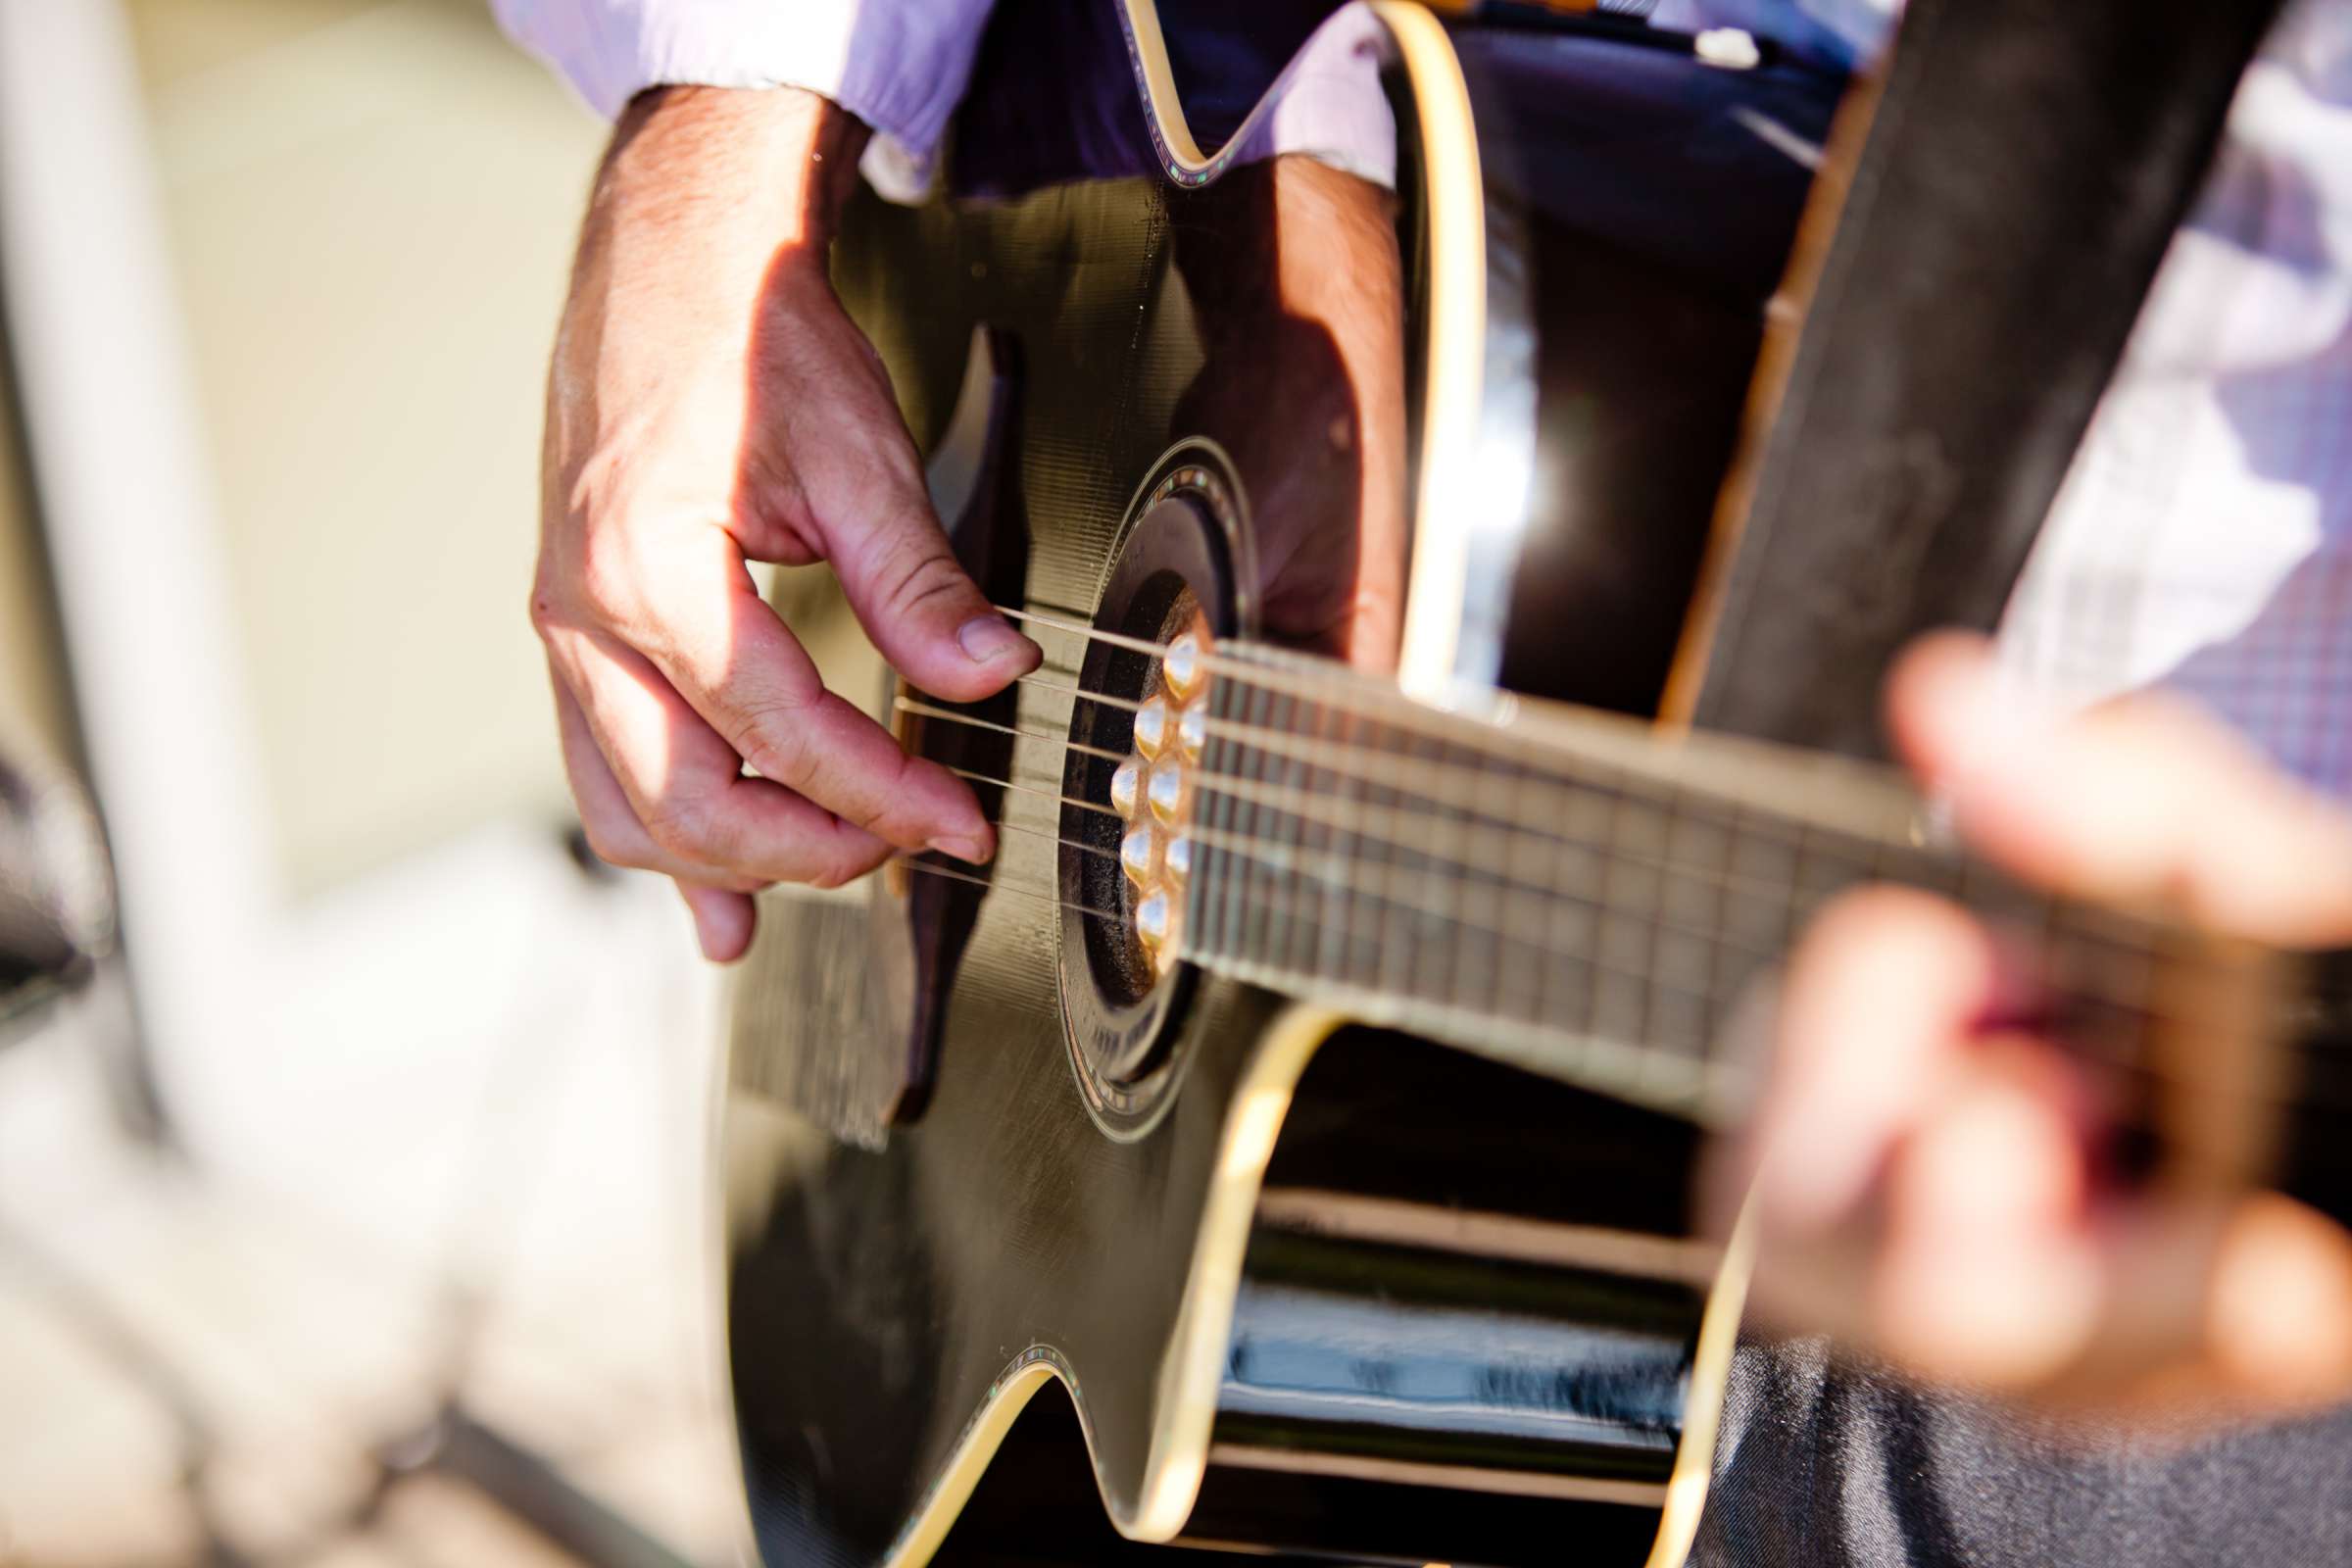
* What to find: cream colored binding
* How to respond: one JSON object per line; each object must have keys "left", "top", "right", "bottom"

{"left": 1371, "top": 0, "right": 1490, "bottom": 695}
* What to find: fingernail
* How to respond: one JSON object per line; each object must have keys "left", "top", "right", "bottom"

{"left": 930, "top": 832, "right": 992, "bottom": 865}
{"left": 957, "top": 614, "right": 1029, "bottom": 663}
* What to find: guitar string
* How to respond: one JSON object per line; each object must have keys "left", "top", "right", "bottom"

{"left": 920, "top": 687, "right": 2181, "bottom": 1039}
{"left": 993, "top": 816, "right": 1118, "bottom": 861}
{"left": 1004, "top": 604, "right": 1717, "bottom": 801}
{"left": 947, "top": 766, "right": 1123, "bottom": 819}
{"left": 934, "top": 749, "right": 2184, "bottom": 1039}
{"left": 1004, "top": 606, "right": 1933, "bottom": 862}
{"left": 881, "top": 717, "right": 2339, "bottom": 1114}
{"left": 908, "top": 694, "right": 1800, "bottom": 961}
{"left": 915, "top": 689, "right": 1872, "bottom": 922}
{"left": 919, "top": 737, "right": 1774, "bottom": 985}
{"left": 894, "top": 696, "right": 1126, "bottom": 761}
{"left": 881, "top": 604, "right": 2340, "bottom": 1116}
{"left": 979, "top": 616, "right": 2287, "bottom": 1089}
{"left": 910, "top": 701, "right": 2016, "bottom": 971}
{"left": 884, "top": 854, "right": 1123, "bottom": 920}
{"left": 1014, "top": 673, "right": 1142, "bottom": 711}
{"left": 994, "top": 609, "right": 2175, "bottom": 965}
{"left": 880, "top": 791, "right": 2339, "bottom": 1118}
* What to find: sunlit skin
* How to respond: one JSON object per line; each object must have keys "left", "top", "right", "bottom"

{"left": 1716, "top": 633, "right": 2352, "bottom": 1414}
{"left": 533, "top": 86, "right": 1407, "bottom": 961}
{"left": 532, "top": 87, "right": 1043, "bottom": 962}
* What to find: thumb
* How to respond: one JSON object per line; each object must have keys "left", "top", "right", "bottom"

{"left": 1887, "top": 632, "right": 2352, "bottom": 946}
{"left": 826, "top": 493, "right": 1040, "bottom": 704}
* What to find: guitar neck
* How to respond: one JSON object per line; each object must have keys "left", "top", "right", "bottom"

{"left": 1180, "top": 642, "right": 2216, "bottom": 1128}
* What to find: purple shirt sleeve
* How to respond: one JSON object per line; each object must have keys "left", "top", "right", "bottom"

{"left": 491, "top": 0, "right": 998, "bottom": 197}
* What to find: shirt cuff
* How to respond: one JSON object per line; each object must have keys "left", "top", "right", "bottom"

{"left": 491, "top": 0, "right": 995, "bottom": 201}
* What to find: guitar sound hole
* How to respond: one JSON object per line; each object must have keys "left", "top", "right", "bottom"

{"left": 1072, "top": 570, "right": 1195, "bottom": 1010}
{"left": 1056, "top": 444, "right": 1249, "bottom": 1139}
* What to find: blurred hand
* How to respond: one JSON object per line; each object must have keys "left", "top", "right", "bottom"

{"left": 529, "top": 86, "right": 1040, "bottom": 961}
{"left": 1719, "top": 633, "right": 2352, "bottom": 1412}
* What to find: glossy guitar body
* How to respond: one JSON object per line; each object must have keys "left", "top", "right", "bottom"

{"left": 720, "top": 4, "right": 1854, "bottom": 1563}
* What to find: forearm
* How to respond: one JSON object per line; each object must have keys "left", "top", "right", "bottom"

{"left": 584, "top": 87, "right": 868, "bottom": 298}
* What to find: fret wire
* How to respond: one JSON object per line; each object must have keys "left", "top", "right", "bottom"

{"left": 1189, "top": 687, "right": 1217, "bottom": 952}
{"left": 1240, "top": 667, "right": 1275, "bottom": 972}
{"left": 1714, "top": 797, "right": 1742, "bottom": 1041}
{"left": 1466, "top": 730, "right": 1510, "bottom": 1025}
{"left": 1648, "top": 785, "right": 1684, "bottom": 1073}
{"left": 996, "top": 629, "right": 2235, "bottom": 1033}
{"left": 1312, "top": 682, "right": 1346, "bottom": 990}
{"left": 1271, "top": 679, "right": 1304, "bottom": 979}
{"left": 1265, "top": 671, "right": 1295, "bottom": 977}
{"left": 1200, "top": 705, "right": 1913, "bottom": 888}
{"left": 936, "top": 763, "right": 2295, "bottom": 1115}
{"left": 1414, "top": 725, "right": 1450, "bottom": 1017}
{"left": 1194, "top": 681, "right": 1221, "bottom": 953}
{"left": 1219, "top": 674, "right": 1251, "bottom": 961}
{"left": 1203, "top": 847, "right": 1725, "bottom": 1009}
{"left": 1373, "top": 712, "right": 1408, "bottom": 1010}
{"left": 1295, "top": 677, "right": 1327, "bottom": 985}
{"left": 1192, "top": 760, "right": 1906, "bottom": 950}
{"left": 1054, "top": 658, "right": 2182, "bottom": 973}
{"left": 1002, "top": 624, "right": 2309, "bottom": 1112}
{"left": 1191, "top": 761, "right": 2201, "bottom": 1029}
{"left": 1580, "top": 764, "right": 1610, "bottom": 1054}
{"left": 1171, "top": 852, "right": 2251, "bottom": 1099}
{"left": 1497, "top": 749, "right": 1541, "bottom": 1029}
{"left": 1181, "top": 931, "right": 2352, "bottom": 1132}
{"left": 1204, "top": 642, "right": 1926, "bottom": 858}
{"left": 1533, "top": 751, "right": 1567, "bottom": 1039}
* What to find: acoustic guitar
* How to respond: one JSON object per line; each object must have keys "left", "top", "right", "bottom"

{"left": 717, "top": 4, "right": 2352, "bottom": 1565}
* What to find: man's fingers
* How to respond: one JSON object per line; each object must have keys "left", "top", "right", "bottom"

{"left": 1889, "top": 633, "right": 2352, "bottom": 945}
{"left": 677, "top": 880, "right": 759, "bottom": 963}
{"left": 552, "top": 632, "right": 892, "bottom": 889}
{"left": 815, "top": 475, "right": 1041, "bottom": 705}
{"left": 555, "top": 679, "right": 770, "bottom": 960}
{"left": 1749, "top": 885, "right": 1998, "bottom": 1232}
{"left": 620, "top": 557, "right": 999, "bottom": 861}
{"left": 1872, "top": 1042, "right": 2105, "bottom": 1388}
{"left": 553, "top": 676, "right": 755, "bottom": 885}
{"left": 2205, "top": 1193, "right": 2352, "bottom": 1403}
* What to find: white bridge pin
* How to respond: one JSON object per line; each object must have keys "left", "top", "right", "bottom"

{"left": 1133, "top": 696, "right": 1170, "bottom": 760}
{"left": 1135, "top": 890, "right": 1173, "bottom": 952}
{"left": 1147, "top": 756, "right": 1187, "bottom": 824}
{"left": 1120, "top": 823, "right": 1157, "bottom": 886}
{"left": 1162, "top": 634, "right": 1202, "bottom": 702}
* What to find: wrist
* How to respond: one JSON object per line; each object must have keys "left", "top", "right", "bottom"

{"left": 601, "top": 84, "right": 870, "bottom": 263}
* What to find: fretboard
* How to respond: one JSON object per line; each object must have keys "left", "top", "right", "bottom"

{"left": 1179, "top": 643, "right": 2175, "bottom": 1126}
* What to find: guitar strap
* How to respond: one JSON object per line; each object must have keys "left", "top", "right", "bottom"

{"left": 1686, "top": 0, "right": 2285, "bottom": 759}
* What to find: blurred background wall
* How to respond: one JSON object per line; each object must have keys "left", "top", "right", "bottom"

{"left": 0, "top": 4, "right": 745, "bottom": 1563}
{"left": 126, "top": 0, "right": 580, "bottom": 889}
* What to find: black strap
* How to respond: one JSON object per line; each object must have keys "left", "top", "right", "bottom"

{"left": 1690, "top": 0, "right": 2284, "bottom": 758}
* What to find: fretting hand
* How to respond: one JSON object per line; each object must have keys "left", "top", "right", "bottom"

{"left": 1719, "top": 633, "right": 2352, "bottom": 1412}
